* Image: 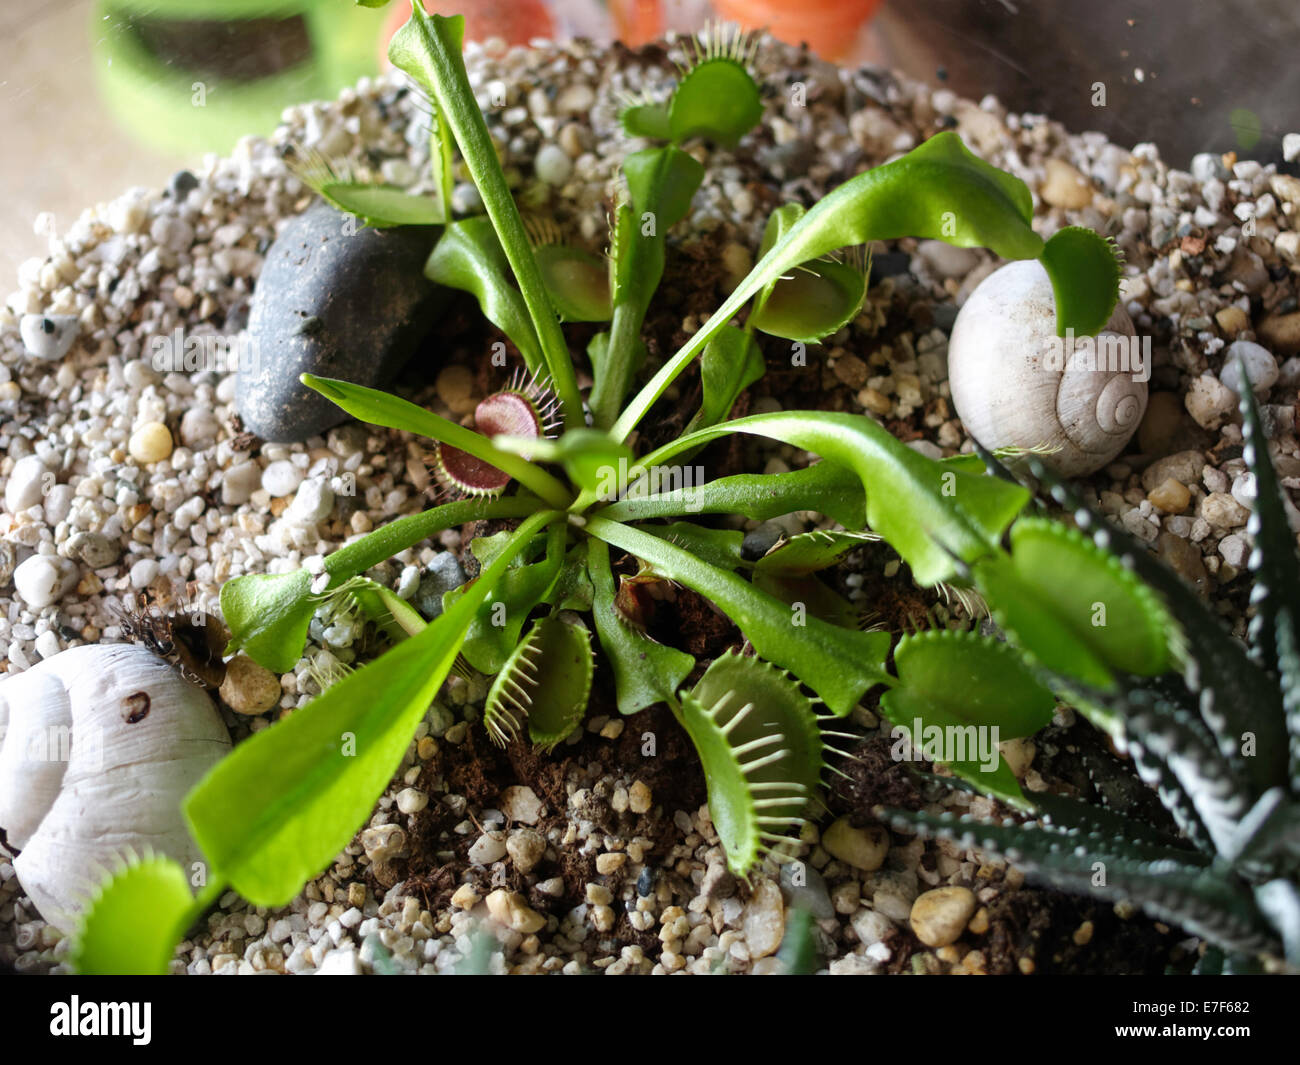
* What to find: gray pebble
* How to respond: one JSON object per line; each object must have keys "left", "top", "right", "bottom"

{"left": 65, "top": 531, "right": 121, "bottom": 569}
{"left": 19, "top": 314, "right": 79, "bottom": 362}
{"left": 778, "top": 861, "right": 835, "bottom": 919}
{"left": 1220, "top": 340, "right": 1279, "bottom": 397}
{"left": 535, "top": 144, "right": 573, "bottom": 186}
{"left": 168, "top": 169, "right": 200, "bottom": 199}
{"left": 741, "top": 523, "right": 783, "bottom": 562}
{"left": 221, "top": 461, "right": 262, "bottom": 506}
{"left": 180, "top": 408, "right": 221, "bottom": 449}
{"left": 414, "top": 552, "right": 467, "bottom": 618}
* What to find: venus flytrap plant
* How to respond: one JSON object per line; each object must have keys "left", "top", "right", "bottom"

{"left": 70, "top": 2, "right": 1136, "bottom": 972}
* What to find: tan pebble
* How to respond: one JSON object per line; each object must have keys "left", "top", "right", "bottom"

{"left": 721, "top": 242, "right": 753, "bottom": 291}
{"left": 1258, "top": 311, "right": 1300, "bottom": 355}
{"left": 1148, "top": 477, "right": 1191, "bottom": 513}
{"left": 967, "top": 906, "right": 990, "bottom": 935}
{"left": 822, "top": 816, "right": 890, "bottom": 871}
{"left": 485, "top": 888, "right": 545, "bottom": 934}
{"left": 910, "top": 886, "right": 977, "bottom": 947}
{"left": 1041, "top": 158, "right": 1094, "bottom": 209}
{"left": 1073, "top": 920, "right": 1094, "bottom": 946}
{"left": 506, "top": 828, "right": 546, "bottom": 874}
{"left": 128, "top": 421, "right": 174, "bottom": 464}
{"left": 595, "top": 852, "right": 626, "bottom": 875}
{"left": 1018, "top": 956, "right": 1036, "bottom": 974}
{"left": 450, "top": 884, "right": 480, "bottom": 910}
{"left": 173, "top": 284, "right": 195, "bottom": 310}
{"left": 858, "top": 386, "right": 893, "bottom": 416}
{"left": 1270, "top": 173, "right": 1300, "bottom": 206}
{"left": 435, "top": 365, "right": 477, "bottom": 414}
{"left": 1214, "top": 305, "right": 1249, "bottom": 336}
{"left": 1136, "top": 391, "right": 1188, "bottom": 454}
{"left": 417, "top": 736, "right": 438, "bottom": 760}
{"left": 76, "top": 574, "right": 103, "bottom": 597}
{"left": 832, "top": 353, "right": 869, "bottom": 389}
{"left": 219, "top": 653, "right": 282, "bottom": 715}
{"left": 1201, "top": 491, "right": 1250, "bottom": 528}
{"left": 998, "top": 737, "right": 1036, "bottom": 779}
{"left": 1157, "top": 532, "right": 1209, "bottom": 593}
{"left": 741, "top": 878, "right": 785, "bottom": 959}
{"left": 628, "top": 779, "right": 652, "bottom": 814}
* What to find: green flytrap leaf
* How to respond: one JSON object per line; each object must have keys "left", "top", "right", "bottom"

{"left": 70, "top": 854, "right": 199, "bottom": 975}
{"left": 620, "top": 102, "right": 672, "bottom": 141}
{"left": 973, "top": 517, "right": 1176, "bottom": 691}
{"left": 750, "top": 203, "right": 867, "bottom": 343}
{"left": 680, "top": 651, "right": 824, "bottom": 875}
{"left": 879, "top": 629, "right": 1056, "bottom": 805}
{"left": 749, "top": 258, "right": 869, "bottom": 343}
{"left": 613, "top": 131, "right": 1121, "bottom": 440}
{"left": 694, "top": 325, "right": 765, "bottom": 430}
{"left": 221, "top": 568, "right": 313, "bottom": 673}
{"left": 288, "top": 145, "right": 445, "bottom": 228}
{"left": 425, "top": 216, "right": 544, "bottom": 374}
{"left": 483, "top": 613, "right": 594, "bottom": 749}
{"left": 185, "top": 510, "right": 559, "bottom": 906}
{"left": 592, "top": 459, "right": 866, "bottom": 528}
{"left": 641, "top": 522, "right": 745, "bottom": 572}
{"left": 586, "top": 515, "right": 891, "bottom": 715}
{"left": 587, "top": 539, "right": 694, "bottom": 716}
{"left": 1038, "top": 226, "right": 1124, "bottom": 339}
{"left": 389, "top": 6, "right": 583, "bottom": 428}
{"left": 751, "top": 571, "right": 864, "bottom": 631}
{"left": 668, "top": 51, "right": 762, "bottom": 148}
{"left": 590, "top": 145, "right": 705, "bottom": 428}
{"left": 342, "top": 576, "right": 428, "bottom": 640}
{"left": 533, "top": 244, "right": 612, "bottom": 322}
{"left": 490, "top": 428, "right": 636, "bottom": 497}
{"left": 318, "top": 184, "right": 445, "bottom": 228}
{"left": 634, "top": 410, "right": 1030, "bottom": 586}
{"left": 450, "top": 524, "right": 565, "bottom": 673}
{"left": 753, "top": 529, "right": 880, "bottom": 576}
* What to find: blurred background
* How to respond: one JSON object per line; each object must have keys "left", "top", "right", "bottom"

{"left": 2, "top": 0, "right": 1296, "bottom": 281}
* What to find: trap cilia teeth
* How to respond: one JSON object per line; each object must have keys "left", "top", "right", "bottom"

{"left": 483, "top": 612, "right": 595, "bottom": 751}
{"left": 679, "top": 650, "right": 841, "bottom": 878}
{"left": 431, "top": 368, "right": 562, "bottom": 497}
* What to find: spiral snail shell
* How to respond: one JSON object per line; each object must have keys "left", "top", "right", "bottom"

{"left": 0, "top": 644, "right": 231, "bottom": 931}
{"left": 947, "top": 259, "right": 1147, "bottom": 477}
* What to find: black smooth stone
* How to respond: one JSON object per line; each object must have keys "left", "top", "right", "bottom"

{"left": 741, "top": 522, "right": 784, "bottom": 562}
{"left": 237, "top": 202, "right": 442, "bottom": 442}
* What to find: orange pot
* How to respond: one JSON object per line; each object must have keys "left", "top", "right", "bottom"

{"left": 610, "top": 0, "right": 665, "bottom": 47}
{"left": 380, "top": 0, "right": 556, "bottom": 67}
{"left": 710, "top": 0, "right": 881, "bottom": 60}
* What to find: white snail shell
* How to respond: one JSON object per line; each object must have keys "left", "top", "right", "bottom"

{"left": 0, "top": 644, "right": 231, "bottom": 931}
{"left": 947, "top": 259, "right": 1146, "bottom": 477}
